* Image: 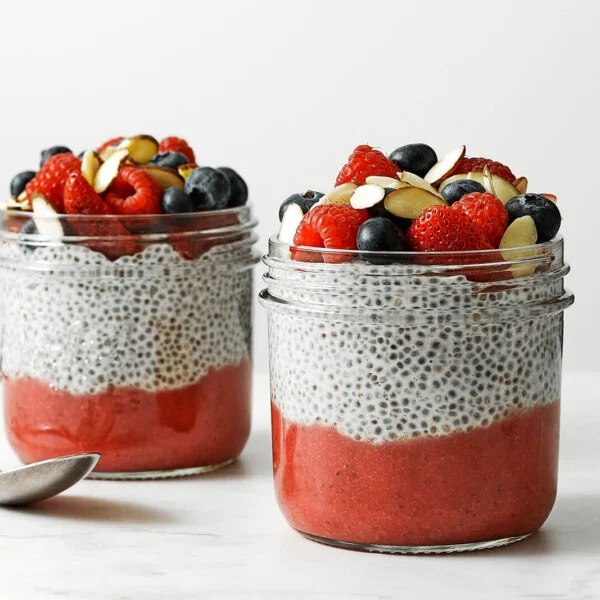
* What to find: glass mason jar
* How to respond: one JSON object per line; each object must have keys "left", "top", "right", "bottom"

{"left": 0, "top": 207, "right": 259, "bottom": 479}
{"left": 260, "top": 236, "right": 574, "bottom": 553}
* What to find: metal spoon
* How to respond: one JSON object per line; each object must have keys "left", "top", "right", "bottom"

{"left": 0, "top": 453, "right": 100, "bottom": 506}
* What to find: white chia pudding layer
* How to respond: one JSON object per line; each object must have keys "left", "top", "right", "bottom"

{"left": 266, "top": 265, "right": 565, "bottom": 443}
{"left": 0, "top": 243, "right": 253, "bottom": 395}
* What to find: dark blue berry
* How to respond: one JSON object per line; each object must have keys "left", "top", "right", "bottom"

{"left": 389, "top": 144, "right": 437, "bottom": 178}
{"left": 149, "top": 151, "right": 190, "bottom": 170}
{"left": 356, "top": 217, "right": 407, "bottom": 252}
{"left": 184, "top": 167, "right": 230, "bottom": 211}
{"left": 40, "top": 146, "right": 72, "bottom": 167}
{"left": 278, "top": 190, "right": 324, "bottom": 221}
{"left": 161, "top": 187, "right": 194, "bottom": 214}
{"left": 505, "top": 194, "right": 561, "bottom": 242}
{"left": 441, "top": 179, "right": 486, "bottom": 204}
{"left": 217, "top": 167, "right": 248, "bottom": 207}
{"left": 10, "top": 171, "right": 36, "bottom": 198}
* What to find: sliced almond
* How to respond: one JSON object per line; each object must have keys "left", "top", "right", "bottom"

{"left": 81, "top": 149, "right": 101, "bottom": 186}
{"left": 400, "top": 171, "right": 443, "bottom": 197}
{"left": 350, "top": 184, "right": 386, "bottom": 209}
{"left": 119, "top": 134, "right": 159, "bottom": 165}
{"left": 513, "top": 176, "right": 528, "bottom": 194}
{"left": 321, "top": 182, "right": 357, "bottom": 206}
{"left": 384, "top": 186, "right": 446, "bottom": 219}
{"left": 541, "top": 193, "right": 557, "bottom": 203}
{"left": 278, "top": 203, "right": 304, "bottom": 244}
{"left": 93, "top": 148, "right": 129, "bottom": 194}
{"left": 365, "top": 175, "right": 403, "bottom": 189}
{"left": 500, "top": 215, "right": 539, "bottom": 277}
{"left": 99, "top": 143, "right": 126, "bottom": 162}
{"left": 31, "top": 194, "right": 64, "bottom": 238}
{"left": 481, "top": 167, "right": 521, "bottom": 204}
{"left": 140, "top": 165, "right": 184, "bottom": 190}
{"left": 424, "top": 145, "right": 466, "bottom": 185}
{"left": 178, "top": 163, "right": 198, "bottom": 180}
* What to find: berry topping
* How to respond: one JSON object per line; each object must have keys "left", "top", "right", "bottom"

{"left": 505, "top": 194, "right": 561, "bottom": 242}
{"left": 335, "top": 145, "right": 399, "bottom": 186}
{"left": 453, "top": 157, "right": 516, "bottom": 183}
{"left": 407, "top": 205, "right": 492, "bottom": 252}
{"left": 293, "top": 204, "right": 369, "bottom": 262}
{"left": 148, "top": 151, "right": 190, "bottom": 170}
{"left": 440, "top": 179, "right": 486, "bottom": 204}
{"left": 64, "top": 171, "right": 110, "bottom": 215}
{"left": 104, "top": 166, "right": 163, "bottom": 215}
{"left": 453, "top": 192, "right": 508, "bottom": 247}
{"left": 97, "top": 136, "right": 124, "bottom": 154}
{"left": 25, "top": 153, "right": 82, "bottom": 212}
{"left": 217, "top": 167, "right": 248, "bottom": 208}
{"left": 161, "top": 187, "right": 194, "bottom": 214}
{"left": 356, "top": 217, "right": 407, "bottom": 252}
{"left": 278, "top": 190, "right": 323, "bottom": 221}
{"left": 388, "top": 144, "right": 437, "bottom": 178}
{"left": 10, "top": 171, "right": 36, "bottom": 198}
{"left": 158, "top": 136, "right": 195, "bottom": 163}
{"left": 40, "top": 146, "right": 72, "bottom": 168}
{"left": 184, "top": 167, "right": 230, "bottom": 211}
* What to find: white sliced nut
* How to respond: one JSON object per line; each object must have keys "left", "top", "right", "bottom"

{"left": 93, "top": 148, "right": 129, "bottom": 194}
{"left": 500, "top": 215, "right": 539, "bottom": 277}
{"left": 120, "top": 135, "right": 159, "bottom": 165}
{"left": 321, "top": 182, "right": 357, "bottom": 206}
{"left": 541, "top": 193, "right": 557, "bottom": 203}
{"left": 81, "top": 150, "right": 101, "bottom": 186}
{"left": 31, "top": 194, "right": 64, "bottom": 238}
{"left": 365, "top": 175, "right": 404, "bottom": 189}
{"left": 278, "top": 203, "right": 304, "bottom": 244}
{"left": 400, "top": 171, "right": 443, "bottom": 197}
{"left": 178, "top": 163, "right": 198, "bottom": 180}
{"left": 350, "top": 184, "right": 386, "bottom": 210}
{"left": 139, "top": 165, "right": 184, "bottom": 190}
{"left": 384, "top": 186, "right": 447, "bottom": 219}
{"left": 513, "top": 176, "right": 528, "bottom": 194}
{"left": 424, "top": 145, "right": 466, "bottom": 185}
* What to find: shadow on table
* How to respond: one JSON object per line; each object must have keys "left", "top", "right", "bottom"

{"left": 7, "top": 494, "right": 176, "bottom": 524}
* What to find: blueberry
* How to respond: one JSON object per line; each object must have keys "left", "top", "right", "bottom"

{"left": 161, "top": 187, "right": 194, "bottom": 214}
{"left": 40, "top": 146, "right": 72, "bottom": 167}
{"left": 184, "top": 167, "right": 230, "bottom": 211}
{"left": 278, "top": 190, "right": 324, "bottom": 221}
{"left": 149, "top": 151, "right": 190, "bottom": 170}
{"left": 389, "top": 144, "right": 437, "bottom": 178}
{"left": 356, "top": 217, "right": 407, "bottom": 252}
{"left": 505, "top": 194, "right": 561, "bottom": 242}
{"left": 441, "top": 179, "right": 486, "bottom": 204}
{"left": 10, "top": 171, "right": 36, "bottom": 198}
{"left": 217, "top": 167, "right": 248, "bottom": 207}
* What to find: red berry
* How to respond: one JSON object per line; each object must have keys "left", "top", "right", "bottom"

{"left": 292, "top": 204, "right": 369, "bottom": 263}
{"left": 103, "top": 166, "right": 163, "bottom": 215}
{"left": 64, "top": 172, "right": 110, "bottom": 215}
{"left": 407, "top": 205, "right": 492, "bottom": 252}
{"left": 453, "top": 192, "right": 508, "bottom": 248}
{"left": 25, "top": 153, "right": 81, "bottom": 212}
{"left": 453, "top": 157, "right": 516, "bottom": 183}
{"left": 335, "top": 145, "right": 399, "bottom": 186}
{"left": 97, "top": 136, "right": 124, "bottom": 154}
{"left": 158, "top": 136, "right": 195, "bottom": 163}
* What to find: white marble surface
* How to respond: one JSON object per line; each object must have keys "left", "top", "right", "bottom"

{"left": 0, "top": 372, "right": 598, "bottom": 600}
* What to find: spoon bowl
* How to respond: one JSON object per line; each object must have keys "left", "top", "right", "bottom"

{"left": 0, "top": 453, "right": 100, "bottom": 506}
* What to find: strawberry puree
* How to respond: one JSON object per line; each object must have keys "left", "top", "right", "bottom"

{"left": 271, "top": 401, "right": 560, "bottom": 547}
{"left": 4, "top": 359, "right": 251, "bottom": 474}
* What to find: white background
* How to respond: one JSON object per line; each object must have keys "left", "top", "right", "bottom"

{"left": 0, "top": 0, "right": 597, "bottom": 374}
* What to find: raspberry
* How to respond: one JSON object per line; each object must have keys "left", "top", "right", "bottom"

{"left": 453, "top": 157, "right": 516, "bottom": 183}
{"left": 292, "top": 204, "right": 369, "bottom": 263}
{"left": 25, "top": 153, "right": 81, "bottom": 212}
{"left": 453, "top": 192, "right": 508, "bottom": 247}
{"left": 158, "top": 136, "right": 195, "bottom": 163}
{"left": 103, "top": 166, "right": 163, "bottom": 215}
{"left": 97, "top": 136, "right": 124, "bottom": 153}
{"left": 63, "top": 172, "right": 138, "bottom": 259}
{"left": 407, "top": 205, "right": 492, "bottom": 252}
{"left": 335, "top": 145, "right": 399, "bottom": 186}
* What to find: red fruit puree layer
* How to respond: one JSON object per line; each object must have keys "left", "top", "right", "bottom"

{"left": 3, "top": 359, "right": 251, "bottom": 473}
{"left": 272, "top": 401, "right": 560, "bottom": 546}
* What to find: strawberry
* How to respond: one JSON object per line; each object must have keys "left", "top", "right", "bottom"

{"left": 453, "top": 192, "right": 508, "bottom": 248}
{"left": 335, "top": 145, "right": 399, "bottom": 186}
{"left": 158, "top": 136, "right": 195, "bottom": 163}
{"left": 292, "top": 204, "right": 369, "bottom": 263}
{"left": 453, "top": 157, "right": 516, "bottom": 183}
{"left": 103, "top": 166, "right": 162, "bottom": 215}
{"left": 407, "top": 205, "right": 492, "bottom": 252}
{"left": 25, "top": 153, "right": 81, "bottom": 212}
